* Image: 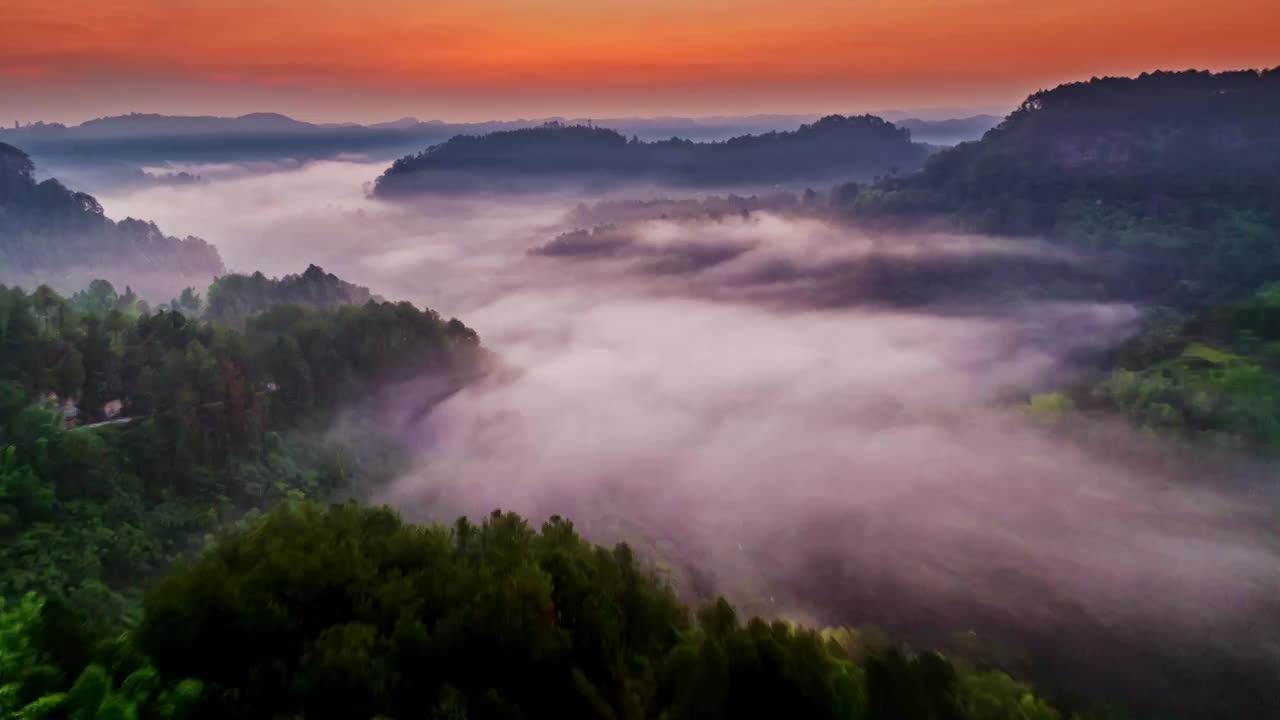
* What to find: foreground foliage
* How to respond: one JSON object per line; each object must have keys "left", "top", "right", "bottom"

{"left": 5, "top": 503, "right": 1079, "bottom": 720}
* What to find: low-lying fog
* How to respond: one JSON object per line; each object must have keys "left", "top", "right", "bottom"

{"left": 97, "top": 160, "right": 1279, "bottom": 714}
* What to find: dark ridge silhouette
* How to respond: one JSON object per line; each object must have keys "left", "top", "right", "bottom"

{"left": 840, "top": 67, "right": 1280, "bottom": 308}
{"left": 372, "top": 115, "right": 929, "bottom": 196}
{"left": 971, "top": 68, "right": 1280, "bottom": 177}
{"left": 861, "top": 68, "right": 1280, "bottom": 199}
{"left": 0, "top": 142, "right": 224, "bottom": 288}
{"left": 0, "top": 111, "right": 836, "bottom": 147}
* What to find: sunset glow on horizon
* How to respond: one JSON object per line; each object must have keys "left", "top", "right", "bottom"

{"left": 3, "top": 0, "right": 1277, "bottom": 124}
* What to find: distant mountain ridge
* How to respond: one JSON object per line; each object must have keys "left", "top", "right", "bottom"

{"left": 373, "top": 115, "right": 929, "bottom": 195}
{"left": 2, "top": 110, "right": 991, "bottom": 196}
{"left": 0, "top": 112, "right": 826, "bottom": 149}
{"left": 895, "top": 115, "right": 1001, "bottom": 144}
{"left": 0, "top": 110, "right": 984, "bottom": 175}
{"left": 77, "top": 112, "right": 313, "bottom": 137}
{"left": 4, "top": 112, "right": 313, "bottom": 138}
{"left": 1, "top": 111, "right": 932, "bottom": 141}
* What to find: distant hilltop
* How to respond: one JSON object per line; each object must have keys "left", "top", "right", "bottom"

{"left": 894, "top": 115, "right": 1001, "bottom": 145}
{"left": 372, "top": 115, "right": 931, "bottom": 195}
{"left": 4, "top": 112, "right": 309, "bottom": 137}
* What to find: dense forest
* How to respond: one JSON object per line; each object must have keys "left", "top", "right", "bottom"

{"left": 0, "top": 144, "right": 224, "bottom": 286}
{"left": 0, "top": 504, "right": 1080, "bottom": 717}
{"left": 2, "top": 502, "right": 1083, "bottom": 720}
{"left": 203, "top": 265, "right": 381, "bottom": 326}
{"left": 373, "top": 115, "right": 928, "bottom": 195}
{"left": 838, "top": 69, "right": 1280, "bottom": 308}
{"left": 0, "top": 276, "right": 481, "bottom": 627}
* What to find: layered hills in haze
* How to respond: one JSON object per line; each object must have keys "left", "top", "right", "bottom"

{"left": 894, "top": 114, "right": 1001, "bottom": 145}
{"left": 0, "top": 142, "right": 224, "bottom": 294}
{"left": 1, "top": 111, "right": 989, "bottom": 194}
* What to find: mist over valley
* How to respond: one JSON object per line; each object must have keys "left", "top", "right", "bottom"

{"left": 2, "top": 65, "right": 1279, "bottom": 720}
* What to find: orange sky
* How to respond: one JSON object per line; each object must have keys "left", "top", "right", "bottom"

{"left": 2, "top": 0, "right": 1277, "bottom": 123}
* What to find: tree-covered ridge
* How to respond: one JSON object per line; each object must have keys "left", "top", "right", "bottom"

{"left": 839, "top": 68, "right": 1280, "bottom": 308}
{"left": 0, "top": 279, "right": 482, "bottom": 625}
{"left": 122, "top": 503, "right": 1069, "bottom": 720}
{"left": 375, "top": 123, "right": 692, "bottom": 195}
{"left": 895, "top": 68, "right": 1280, "bottom": 187}
{"left": 204, "top": 264, "right": 382, "bottom": 326}
{"left": 980, "top": 68, "right": 1280, "bottom": 176}
{"left": 0, "top": 143, "right": 224, "bottom": 280}
{"left": 373, "top": 116, "right": 927, "bottom": 195}
{"left": 676, "top": 115, "right": 924, "bottom": 185}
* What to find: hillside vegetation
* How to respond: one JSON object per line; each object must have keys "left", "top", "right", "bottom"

{"left": 3, "top": 503, "right": 1078, "bottom": 720}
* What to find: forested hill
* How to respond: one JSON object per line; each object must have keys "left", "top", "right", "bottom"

{"left": 959, "top": 69, "right": 1280, "bottom": 178}
{"left": 0, "top": 276, "right": 482, "bottom": 625}
{"left": 0, "top": 143, "right": 224, "bottom": 288}
{"left": 373, "top": 115, "right": 929, "bottom": 195}
{"left": 842, "top": 68, "right": 1280, "bottom": 308}
{"left": 204, "top": 264, "right": 382, "bottom": 326}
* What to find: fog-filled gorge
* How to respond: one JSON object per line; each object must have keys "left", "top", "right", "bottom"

{"left": 91, "top": 159, "right": 1280, "bottom": 712}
